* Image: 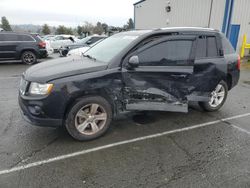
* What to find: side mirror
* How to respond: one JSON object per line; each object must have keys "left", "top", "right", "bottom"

{"left": 69, "top": 37, "right": 75, "bottom": 43}
{"left": 128, "top": 55, "right": 139, "bottom": 68}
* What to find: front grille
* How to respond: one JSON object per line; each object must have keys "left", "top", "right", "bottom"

{"left": 20, "top": 77, "right": 28, "bottom": 95}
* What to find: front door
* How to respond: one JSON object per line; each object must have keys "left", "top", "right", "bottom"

{"left": 122, "top": 36, "right": 197, "bottom": 113}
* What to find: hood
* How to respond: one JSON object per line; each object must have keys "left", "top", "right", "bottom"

{"left": 24, "top": 56, "right": 107, "bottom": 83}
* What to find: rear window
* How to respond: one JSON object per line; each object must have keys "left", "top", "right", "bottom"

{"left": 221, "top": 35, "right": 235, "bottom": 54}
{"left": 196, "top": 36, "right": 218, "bottom": 58}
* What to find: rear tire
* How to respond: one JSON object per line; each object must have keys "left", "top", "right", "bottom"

{"left": 21, "top": 51, "right": 37, "bottom": 65}
{"left": 199, "top": 80, "right": 228, "bottom": 112}
{"left": 65, "top": 96, "right": 112, "bottom": 141}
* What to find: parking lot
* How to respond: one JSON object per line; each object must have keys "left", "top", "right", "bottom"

{"left": 0, "top": 57, "right": 250, "bottom": 187}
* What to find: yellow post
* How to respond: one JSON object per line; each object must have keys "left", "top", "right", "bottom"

{"left": 241, "top": 34, "right": 247, "bottom": 58}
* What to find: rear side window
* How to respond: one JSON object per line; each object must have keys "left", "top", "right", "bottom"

{"left": 207, "top": 37, "right": 218, "bottom": 57}
{"left": 0, "top": 34, "right": 4, "bottom": 41}
{"left": 18, "top": 34, "right": 34, "bottom": 42}
{"left": 3, "top": 34, "right": 18, "bottom": 41}
{"left": 138, "top": 40, "right": 193, "bottom": 66}
{"left": 196, "top": 36, "right": 206, "bottom": 58}
{"left": 0, "top": 34, "right": 35, "bottom": 42}
{"left": 196, "top": 36, "right": 218, "bottom": 58}
{"left": 221, "top": 35, "right": 235, "bottom": 54}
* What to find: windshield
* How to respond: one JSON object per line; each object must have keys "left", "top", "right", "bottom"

{"left": 84, "top": 34, "right": 139, "bottom": 63}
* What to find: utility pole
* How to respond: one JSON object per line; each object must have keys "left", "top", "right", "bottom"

{"left": 208, "top": 0, "right": 214, "bottom": 28}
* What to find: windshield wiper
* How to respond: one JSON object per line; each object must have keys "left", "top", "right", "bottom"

{"left": 83, "top": 54, "right": 96, "bottom": 61}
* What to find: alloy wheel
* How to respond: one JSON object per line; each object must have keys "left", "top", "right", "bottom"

{"left": 23, "top": 52, "right": 36, "bottom": 64}
{"left": 209, "top": 84, "right": 225, "bottom": 108}
{"left": 74, "top": 103, "right": 107, "bottom": 135}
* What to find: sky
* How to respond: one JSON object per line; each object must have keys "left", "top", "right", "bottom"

{"left": 0, "top": 0, "right": 138, "bottom": 27}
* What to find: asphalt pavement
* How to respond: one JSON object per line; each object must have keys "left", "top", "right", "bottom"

{"left": 1, "top": 56, "right": 250, "bottom": 188}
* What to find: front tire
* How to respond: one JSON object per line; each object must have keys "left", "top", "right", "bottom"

{"left": 65, "top": 96, "right": 112, "bottom": 141}
{"left": 21, "top": 51, "right": 37, "bottom": 65}
{"left": 199, "top": 81, "right": 228, "bottom": 112}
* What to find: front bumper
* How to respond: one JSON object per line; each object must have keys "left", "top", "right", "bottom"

{"left": 18, "top": 95, "right": 62, "bottom": 127}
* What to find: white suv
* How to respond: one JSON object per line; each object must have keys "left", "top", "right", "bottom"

{"left": 49, "top": 35, "right": 78, "bottom": 51}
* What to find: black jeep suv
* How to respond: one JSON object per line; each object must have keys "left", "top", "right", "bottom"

{"left": 0, "top": 32, "right": 47, "bottom": 64}
{"left": 19, "top": 28, "right": 240, "bottom": 141}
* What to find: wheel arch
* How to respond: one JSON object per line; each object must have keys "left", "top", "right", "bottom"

{"left": 63, "top": 89, "right": 119, "bottom": 124}
{"left": 19, "top": 48, "right": 38, "bottom": 59}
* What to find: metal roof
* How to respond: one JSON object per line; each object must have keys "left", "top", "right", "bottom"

{"left": 159, "top": 27, "right": 217, "bottom": 32}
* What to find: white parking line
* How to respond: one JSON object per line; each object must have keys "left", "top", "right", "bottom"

{"left": 0, "top": 112, "right": 250, "bottom": 176}
{"left": 230, "top": 123, "right": 250, "bottom": 135}
{"left": 0, "top": 76, "right": 21, "bottom": 80}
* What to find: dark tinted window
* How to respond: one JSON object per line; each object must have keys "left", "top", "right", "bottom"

{"left": 196, "top": 36, "right": 206, "bottom": 58}
{"left": 4, "top": 34, "right": 18, "bottom": 41}
{"left": 207, "top": 36, "right": 218, "bottom": 57}
{"left": 17, "top": 34, "right": 34, "bottom": 41}
{"left": 62, "top": 36, "right": 69, "bottom": 40}
{"left": 138, "top": 40, "right": 193, "bottom": 66}
{"left": 221, "top": 35, "right": 235, "bottom": 54}
{"left": 0, "top": 34, "right": 4, "bottom": 41}
{"left": 195, "top": 36, "right": 218, "bottom": 58}
{"left": 90, "top": 37, "right": 102, "bottom": 44}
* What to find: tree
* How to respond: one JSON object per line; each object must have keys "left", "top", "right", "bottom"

{"left": 1, "top": 16, "right": 12, "bottom": 31}
{"left": 123, "top": 18, "right": 134, "bottom": 31}
{"left": 65, "top": 27, "right": 73, "bottom": 35}
{"left": 101, "top": 23, "right": 108, "bottom": 34}
{"left": 56, "top": 25, "right": 73, "bottom": 35}
{"left": 56, "top": 25, "right": 67, "bottom": 34}
{"left": 42, "top": 24, "right": 51, "bottom": 35}
{"left": 77, "top": 25, "right": 83, "bottom": 36}
{"left": 93, "top": 22, "right": 104, "bottom": 35}
{"left": 82, "top": 22, "right": 94, "bottom": 36}
{"left": 127, "top": 18, "right": 134, "bottom": 30}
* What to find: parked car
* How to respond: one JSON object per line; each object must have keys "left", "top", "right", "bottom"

{"left": 45, "top": 40, "right": 54, "bottom": 56}
{"left": 59, "top": 35, "right": 106, "bottom": 57}
{"left": 0, "top": 32, "right": 47, "bottom": 64}
{"left": 19, "top": 27, "right": 240, "bottom": 141}
{"left": 49, "top": 35, "right": 78, "bottom": 52}
{"left": 42, "top": 35, "right": 55, "bottom": 41}
{"left": 67, "top": 38, "right": 105, "bottom": 56}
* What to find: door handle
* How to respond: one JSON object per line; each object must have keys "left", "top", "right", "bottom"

{"left": 171, "top": 74, "right": 187, "bottom": 78}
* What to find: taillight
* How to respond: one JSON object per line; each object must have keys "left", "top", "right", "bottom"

{"left": 38, "top": 41, "right": 46, "bottom": 48}
{"left": 237, "top": 55, "right": 241, "bottom": 70}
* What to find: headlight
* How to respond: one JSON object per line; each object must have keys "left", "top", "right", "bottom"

{"left": 29, "top": 82, "right": 54, "bottom": 95}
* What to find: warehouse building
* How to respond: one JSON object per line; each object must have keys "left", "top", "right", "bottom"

{"left": 134, "top": 0, "right": 250, "bottom": 53}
